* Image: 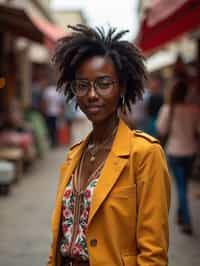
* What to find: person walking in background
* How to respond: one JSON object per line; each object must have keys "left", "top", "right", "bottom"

{"left": 47, "top": 24, "right": 170, "bottom": 266}
{"left": 156, "top": 78, "right": 200, "bottom": 235}
{"left": 145, "top": 74, "right": 163, "bottom": 137}
{"left": 42, "top": 82, "right": 64, "bottom": 147}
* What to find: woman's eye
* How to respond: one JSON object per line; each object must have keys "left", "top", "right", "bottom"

{"left": 78, "top": 82, "right": 89, "bottom": 90}
{"left": 98, "top": 81, "right": 112, "bottom": 88}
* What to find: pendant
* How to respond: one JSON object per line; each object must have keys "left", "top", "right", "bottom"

{"left": 90, "top": 155, "right": 96, "bottom": 163}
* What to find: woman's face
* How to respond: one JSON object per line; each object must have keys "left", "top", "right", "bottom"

{"left": 74, "top": 56, "right": 122, "bottom": 124}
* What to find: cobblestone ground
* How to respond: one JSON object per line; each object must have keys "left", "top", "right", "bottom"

{"left": 0, "top": 147, "right": 200, "bottom": 266}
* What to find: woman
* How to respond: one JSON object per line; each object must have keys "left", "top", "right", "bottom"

{"left": 157, "top": 79, "right": 200, "bottom": 235}
{"left": 47, "top": 25, "right": 170, "bottom": 266}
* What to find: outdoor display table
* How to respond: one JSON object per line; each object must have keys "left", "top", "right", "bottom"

{"left": 0, "top": 160, "right": 15, "bottom": 194}
{"left": 0, "top": 147, "right": 23, "bottom": 181}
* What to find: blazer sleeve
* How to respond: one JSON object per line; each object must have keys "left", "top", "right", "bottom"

{"left": 136, "top": 143, "right": 171, "bottom": 266}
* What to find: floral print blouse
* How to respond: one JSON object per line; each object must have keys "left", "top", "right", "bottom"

{"left": 60, "top": 163, "right": 104, "bottom": 261}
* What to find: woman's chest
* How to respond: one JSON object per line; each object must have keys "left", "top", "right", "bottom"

{"left": 79, "top": 149, "right": 108, "bottom": 188}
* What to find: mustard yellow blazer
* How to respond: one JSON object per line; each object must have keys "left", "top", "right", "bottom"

{"left": 47, "top": 119, "right": 171, "bottom": 266}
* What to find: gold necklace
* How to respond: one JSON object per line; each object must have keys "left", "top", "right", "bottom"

{"left": 87, "top": 125, "right": 118, "bottom": 163}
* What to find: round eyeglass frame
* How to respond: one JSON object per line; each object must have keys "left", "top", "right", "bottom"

{"left": 70, "top": 79, "right": 118, "bottom": 97}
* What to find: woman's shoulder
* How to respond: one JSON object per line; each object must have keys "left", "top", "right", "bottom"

{"left": 131, "top": 130, "right": 164, "bottom": 163}
{"left": 176, "top": 103, "right": 200, "bottom": 115}
{"left": 161, "top": 103, "right": 200, "bottom": 114}
{"left": 132, "top": 130, "right": 161, "bottom": 151}
{"left": 133, "top": 130, "right": 159, "bottom": 143}
{"left": 185, "top": 103, "right": 200, "bottom": 112}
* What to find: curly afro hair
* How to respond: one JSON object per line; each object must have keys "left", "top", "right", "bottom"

{"left": 53, "top": 24, "right": 147, "bottom": 111}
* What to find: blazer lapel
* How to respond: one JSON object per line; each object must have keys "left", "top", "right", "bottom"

{"left": 88, "top": 119, "right": 132, "bottom": 226}
{"left": 58, "top": 132, "right": 92, "bottom": 194}
{"left": 88, "top": 154, "right": 128, "bottom": 226}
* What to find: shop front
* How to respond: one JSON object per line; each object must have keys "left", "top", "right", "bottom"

{"left": 136, "top": 0, "right": 200, "bottom": 93}
{"left": 0, "top": 3, "right": 65, "bottom": 109}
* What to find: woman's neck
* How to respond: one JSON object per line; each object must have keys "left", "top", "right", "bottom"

{"left": 91, "top": 114, "right": 119, "bottom": 144}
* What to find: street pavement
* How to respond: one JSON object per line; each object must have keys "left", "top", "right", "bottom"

{"left": 0, "top": 147, "right": 200, "bottom": 266}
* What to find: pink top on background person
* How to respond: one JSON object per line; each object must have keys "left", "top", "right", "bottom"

{"left": 156, "top": 103, "right": 200, "bottom": 156}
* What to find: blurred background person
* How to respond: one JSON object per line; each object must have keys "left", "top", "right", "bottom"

{"left": 119, "top": 87, "right": 149, "bottom": 131}
{"left": 156, "top": 78, "right": 200, "bottom": 235}
{"left": 42, "top": 81, "right": 64, "bottom": 147}
{"left": 145, "top": 74, "right": 164, "bottom": 137}
{"left": 31, "top": 76, "right": 44, "bottom": 112}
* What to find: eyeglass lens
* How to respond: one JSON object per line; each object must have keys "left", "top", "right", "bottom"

{"left": 71, "top": 77, "right": 117, "bottom": 96}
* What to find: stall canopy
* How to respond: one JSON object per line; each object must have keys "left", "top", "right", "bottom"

{"left": 136, "top": 0, "right": 200, "bottom": 55}
{"left": 0, "top": 4, "right": 66, "bottom": 49}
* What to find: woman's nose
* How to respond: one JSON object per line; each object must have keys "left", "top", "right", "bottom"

{"left": 88, "top": 84, "right": 98, "bottom": 98}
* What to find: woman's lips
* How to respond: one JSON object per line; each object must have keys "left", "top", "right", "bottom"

{"left": 86, "top": 105, "right": 103, "bottom": 113}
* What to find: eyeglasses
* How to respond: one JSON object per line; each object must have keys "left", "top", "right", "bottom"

{"left": 71, "top": 77, "right": 118, "bottom": 97}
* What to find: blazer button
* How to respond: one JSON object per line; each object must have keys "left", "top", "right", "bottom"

{"left": 90, "top": 239, "right": 97, "bottom": 247}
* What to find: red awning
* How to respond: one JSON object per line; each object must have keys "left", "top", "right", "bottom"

{"left": 30, "top": 15, "right": 66, "bottom": 49}
{"left": 0, "top": 4, "right": 66, "bottom": 49}
{"left": 136, "top": 0, "right": 200, "bottom": 55}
